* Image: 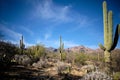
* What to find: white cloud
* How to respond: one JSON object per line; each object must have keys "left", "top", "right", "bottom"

{"left": 44, "top": 33, "right": 51, "bottom": 40}
{"left": 31, "top": 0, "right": 96, "bottom": 33}
{"left": 33, "top": 0, "right": 71, "bottom": 22}
{"left": 0, "top": 24, "right": 22, "bottom": 41}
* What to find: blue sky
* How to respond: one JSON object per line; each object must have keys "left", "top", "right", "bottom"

{"left": 0, "top": 0, "right": 120, "bottom": 49}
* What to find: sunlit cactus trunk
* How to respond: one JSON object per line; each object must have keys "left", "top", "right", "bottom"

{"left": 103, "top": 1, "right": 113, "bottom": 63}
{"left": 99, "top": 1, "right": 120, "bottom": 74}
{"left": 59, "top": 36, "right": 64, "bottom": 61}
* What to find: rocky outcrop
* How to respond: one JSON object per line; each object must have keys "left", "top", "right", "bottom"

{"left": 82, "top": 71, "right": 112, "bottom": 80}
{"left": 14, "top": 54, "right": 32, "bottom": 66}
{"left": 66, "top": 46, "right": 97, "bottom": 53}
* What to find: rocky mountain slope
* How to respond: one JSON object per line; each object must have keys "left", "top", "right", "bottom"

{"left": 46, "top": 46, "right": 104, "bottom": 54}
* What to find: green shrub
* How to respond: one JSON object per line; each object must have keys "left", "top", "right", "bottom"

{"left": 0, "top": 41, "right": 20, "bottom": 65}
{"left": 61, "top": 52, "right": 66, "bottom": 61}
{"left": 25, "top": 44, "right": 45, "bottom": 61}
{"left": 75, "top": 53, "right": 87, "bottom": 65}
{"left": 113, "top": 72, "right": 120, "bottom": 80}
{"left": 111, "top": 49, "right": 120, "bottom": 72}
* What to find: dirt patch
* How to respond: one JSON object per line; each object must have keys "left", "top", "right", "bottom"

{"left": 0, "top": 64, "right": 82, "bottom": 80}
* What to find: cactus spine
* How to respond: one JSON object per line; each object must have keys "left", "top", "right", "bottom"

{"left": 20, "top": 35, "right": 25, "bottom": 54}
{"left": 59, "top": 36, "right": 64, "bottom": 61}
{"left": 99, "top": 1, "right": 120, "bottom": 73}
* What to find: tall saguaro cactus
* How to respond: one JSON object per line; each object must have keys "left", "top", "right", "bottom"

{"left": 59, "top": 36, "right": 64, "bottom": 61}
{"left": 99, "top": 1, "right": 120, "bottom": 73}
{"left": 20, "top": 35, "right": 25, "bottom": 54}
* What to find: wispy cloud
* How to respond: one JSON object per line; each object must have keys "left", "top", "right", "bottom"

{"left": 44, "top": 33, "right": 51, "bottom": 40}
{"left": 33, "top": 0, "right": 71, "bottom": 22}
{"left": 20, "top": 26, "right": 34, "bottom": 36}
{"left": 0, "top": 23, "right": 22, "bottom": 41}
{"left": 30, "top": 0, "right": 96, "bottom": 33}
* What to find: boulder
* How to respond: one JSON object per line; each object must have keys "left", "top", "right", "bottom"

{"left": 56, "top": 61, "right": 71, "bottom": 74}
{"left": 32, "top": 59, "right": 49, "bottom": 68}
{"left": 82, "top": 71, "right": 112, "bottom": 80}
{"left": 81, "top": 65, "right": 95, "bottom": 74}
{"left": 14, "top": 54, "right": 32, "bottom": 66}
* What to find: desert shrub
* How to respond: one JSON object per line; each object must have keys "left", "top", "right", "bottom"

{"left": 113, "top": 72, "right": 120, "bottom": 80}
{"left": 111, "top": 49, "right": 120, "bottom": 72}
{"left": 46, "top": 52, "right": 59, "bottom": 60}
{"left": 0, "top": 41, "right": 20, "bottom": 65}
{"left": 75, "top": 53, "right": 87, "bottom": 65}
{"left": 53, "top": 53, "right": 59, "bottom": 59}
{"left": 25, "top": 44, "right": 46, "bottom": 62}
{"left": 34, "top": 44, "right": 45, "bottom": 58}
{"left": 66, "top": 52, "right": 76, "bottom": 64}
{"left": 61, "top": 52, "right": 67, "bottom": 61}
{"left": 86, "top": 52, "right": 104, "bottom": 62}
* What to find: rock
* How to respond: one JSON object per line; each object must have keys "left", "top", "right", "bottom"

{"left": 82, "top": 71, "right": 112, "bottom": 80}
{"left": 32, "top": 59, "right": 49, "bottom": 68}
{"left": 85, "top": 61, "right": 94, "bottom": 65}
{"left": 45, "top": 67, "right": 58, "bottom": 76}
{"left": 70, "top": 69, "right": 85, "bottom": 76}
{"left": 81, "top": 65, "right": 95, "bottom": 74}
{"left": 56, "top": 61, "right": 71, "bottom": 74}
{"left": 14, "top": 54, "right": 32, "bottom": 66}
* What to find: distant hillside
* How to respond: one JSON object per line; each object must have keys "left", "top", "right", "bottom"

{"left": 45, "top": 47, "right": 58, "bottom": 53}
{"left": 45, "top": 46, "right": 102, "bottom": 54}
{"left": 65, "top": 46, "right": 96, "bottom": 53}
{"left": 45, "top": 46, "right": 120, "bottom": 54}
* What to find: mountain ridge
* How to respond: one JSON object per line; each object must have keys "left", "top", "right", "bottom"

{"left": 46, "top": 45, "right": 103, "bottom": 53}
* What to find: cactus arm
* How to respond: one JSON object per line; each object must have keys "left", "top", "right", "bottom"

{"left": 119, "top": 24, "right": 120, "bottom": 33}
{"left": 108, "top": 11, "right": 113, "bottom": 50}
{"left": 103, "top": 1, "right": 108, "bottom": 48}
{"left": 62, "top": 43, "right": 64, "bottom": 52}
{"left": 110, "top": 24, "right": 120, "bottom": 51}
{"left": 99, "top": 43, "right": 106, "bottom": 51}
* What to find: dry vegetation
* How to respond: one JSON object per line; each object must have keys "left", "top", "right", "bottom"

{"left": 0, "top": 40, "right": 120, "bottom": 80}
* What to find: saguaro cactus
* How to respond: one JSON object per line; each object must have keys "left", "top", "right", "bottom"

{"left": 20, "top": 35, "right": 25, "bottom": 54}
{"left": 99, "top": 1, "right": 120, "bottom": 73}
{"left": 59, "top": 36, "right": 64, "bottom": 61}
